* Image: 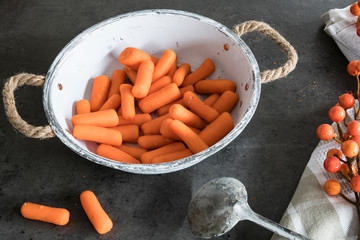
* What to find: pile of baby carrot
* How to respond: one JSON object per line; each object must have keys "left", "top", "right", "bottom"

{"left": 71, "top": 47, "right": 239, "bottom": 164}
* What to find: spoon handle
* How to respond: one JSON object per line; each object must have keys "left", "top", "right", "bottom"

{"left": 248, "top": 211, "right": 311, "bottom": 240}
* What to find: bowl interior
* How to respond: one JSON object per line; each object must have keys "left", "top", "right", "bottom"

{"left": 44, "top": 10, "right": 260, "bottom": 174}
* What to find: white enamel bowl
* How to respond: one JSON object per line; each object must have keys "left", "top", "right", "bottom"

{"left": 43, "top": 9, "right": 261, "bottom": 174}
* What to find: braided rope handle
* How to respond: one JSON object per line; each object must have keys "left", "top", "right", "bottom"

{"left": 233, "top": 21, "right": 298, "bottom": 83}
{"left": 2, "top": 73, "right": 55, "bottom": 139}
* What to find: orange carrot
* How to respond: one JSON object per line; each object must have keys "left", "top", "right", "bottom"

{"left": 169, "top": 104, "right": 207, "bottom": 129}
{"left": 173, "top": 63, "right": 191, "bottom": 86}
{"left": 132, "top": 60, "right": 154, "bottom": 98}
{"left": 72, "top": 109, "right": 119, "bottom": 127}
{"left": 181, "top": 58, "right": 215, "bottom": 86}
{"left": 109, "top": 125, "right": 139, "bottom": 143}
{"left": 118, "top": 113, "right": 152, "bottom": 126}
{"left": 76, "top": 99, "right": 91, "bottom": 115}
{"left": 153, "top": 49, "right": 176, "bottom": 81}
{"left": 190, "top": 126, "right": 201, "bottom": 135}
{"left": 140, "top": 114, "right": 170, "bottom": 135}
{"left": 20, "top": 202, "right": 70, "bottom": 226}
{"left": 212, "top": 90, "right": 239, "bottom": 114}
{"left": 147, "top": 75, "right": 172, "bottom": 95}
{"left": 138, "top": 135, "right": 175, "bottom": 149}
{"left": 107, "top": 69, "right": 125, "bottom": 99}
{"left": 73, "top": 125, "right": 122, "bottom": 146}
{"left": 120, "top": 84, "right": 135, "bottom": 120}
{"left": 140, "top": 142, "right": 186, "bottom": 164}
{"left": 138, "top": 83, "right": 181, "bottom": 113}
{"left": 96, "top": 144, "right": 140, "bottom": 164}
{"left": 123, "top": 66, "right": 137, "bottom": 85}
{"left": 118, "top": 47, "right": 158, "bottom": 70}
{"left": 169, "top": 119, "right": 208, "bottom": 153}
{"left": 156, "top": 99, "right": 186, "bottom": 117}
{"left": 90, "top": 75, "right": 111, "bottom": 112}
{"left": 179, "top": 85, "right": 195, "bottom": 97}
{"left": 203, "top": 93, "right": 220, "bottom": 106}
{"left": 160, "top": 118, "right": 181, "bottom": 141}
{"left": 167, "top": 56, "right": 177, "bottom": 78}
{"left": 183, "top": 91, "right": 219, "bottom": 123}
{"left": 199, "top": 112, "right": 234, "bottom": 146}
{"left": 152, "top": 148, "right": 193, "bottom": 164}
{"left": 99, "top": 94, "right": 121, "bottom": 111}
{"left": 194, "top": 79, "right": 236, "bottom": 94}
{"left": 80, "top": 190, "right": 113, "bottom": 234}
{"left": 116, "top": 145, "right": 147, "bottom": 160}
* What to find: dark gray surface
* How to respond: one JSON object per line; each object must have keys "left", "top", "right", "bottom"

{"left": 0, "top": 0, "right": 356, "bottom": 239}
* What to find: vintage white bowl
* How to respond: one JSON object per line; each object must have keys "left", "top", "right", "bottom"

{"left": 43, "top": 9, "right": 261, "bottom": 174}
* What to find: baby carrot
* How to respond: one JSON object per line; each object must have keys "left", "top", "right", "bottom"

{"left": 156, "top": 99, "right": 185, "bottom": 117}
{"left": 76, "top": 99, "right": 91, "bottom": 114}
{"left": 96, "top": 144, "right": 140, "bottom": 164}
{"left": 140, "top": 142, "right": 186, "bottom": 164}
{"left": 107, "top": 69, "right": 125, "bottom": 99}
{"left": 179, "top": 85, "right": 195, "bottom": 97}
{"left": 123, "top": 66, "right": 137, "bottom": 85}
{"left": 140, "top": 114, "right": 170, "bottom": 135}
{"left": 73, "top": 125, "right": 122, "bottom": 146}
{"left": 203, "top": 93, "right": 220, "bottom": 106}
{"left": 118, "top": 113, "right": 152, "bottom": 126}
{"left": 80, "top": 190, "right": 113, "bottom": 234}
{"left": 199, "top": 112, "right": 234, "bottom": 146}
{"left": 167, "top": 56, "right": 177, "bottom": 78}
{"left": 132, "top": 60, "right": 154, "bottom": 98}
{"left": 212, "top": 90, "right": 239, "bottom": 114}
{"left": 160, "top": 118, "right": 181, "bottom": 141}
{"left": 99, "top": 94, "right": 121, "bottom": 111}
{"left": 118, "top": 47, "right": 158, "bottom": 70}
{"left": 109, "top": 125, "right": 139, "bottom": 143}
{"left": 169, "top": 104, "right": 207, "bottom": 129}
{"left": 152, "top": 148, "right": 193, "bottom": 164}
{"left": 116, "top": 145, "right": 148, "bottom": 160}
{"left": 120, "top": 84, "right": 136, "bottom": 120}
{"left": 147, "top": 75, "right": 172, "bottom": 95}
{"left": 72, "top": 109, "right": 119, "bottom": 127}
{"left": 181, "top": 58, "right": 215, "bottom": 86}
{"left": 90, "top": 75, "right": 111, "bottom": 112}
{"left": 169, "top": 119, "right": 208, "bottom": 153}
{"left": 173, "top": 63, "right": 191, "bottom": 86}
{"left": 21, "top": 202, "right": 70, "bottom": 226}
{"left": 153, "top": 49, "right": 176, "bottom": 81}
{"left": 194, "top": 79, "right": 236, "bottom": 94}
{"left": 138, "top": 83, "right": 181, "bottom": 113}
{"left": 138, "top": 135, "right": 175, "bottom": 149}
{"left": 183, "top": 91, "right": 219, "bottom": 123}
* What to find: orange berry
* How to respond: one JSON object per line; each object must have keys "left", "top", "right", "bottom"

{"left": 340, "top": 163, "right": 350, "bottom": 177}
{"left": 352, "top": 135, "right": 360, "bottom": 148}
{"left": 341, "top": 140, "right": 359, "bottom": 157}
{"left": 316, "top": 124, "right": 335, "bottom": 141}
{"left": 347, "top": 121, "right": 360, "bottom": 136}
{"left": 327, "top": 148, "right": 343, "bottom": 159}
{"left": 351, "top": 175, "right": 360, "bottom": 192}
{"left": 324, "top": 179, "right": 341, "bottom": 195}
{"left": 351, "top": 2, "right": 360, "bottom": 16}
{"left": 338, "top": 93, "right": 355, "bottom": 109}
{"left": 328, "top": 105, "right": 345, "bottom": 123}
{"left": 347, "top": 61, "right": 360, "bottom": 76}
{"left": 323, "top": 156, "right": 341, "bottom": 173}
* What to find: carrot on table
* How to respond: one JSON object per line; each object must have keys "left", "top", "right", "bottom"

{"left": 107, "top": 69, "right": 125, "bottom": 99}
{"left": 194, "top": 79, "right": 236, "bottom": 94}
{"left": 138, "top": 135, "right": 175, "bottom": 149}
{"left": 181, "top": 58, "right": 215, "bottom": 86}
{"left": 169, "top": 119, "right": 208, "bottom": 153}
{"left": 72, "top": 109, "right": 119, "bottom": 127}
{"left": 90, "top": 75, "right": 111, "bottom": 112}
{"left": 132, "top": 60, "right": 154, "bottom": 98}
{"left": 80, "top": 190, "right": 113, "bottom": 234}
{"left": 96, "top": 144, "right": 140, "bottom": 164}
{"left": 21, "top": 202, "right": 70, "bottom": 226}
{"left": 99, "top": 94, "right": 121, "bottom": 111}
{"left": 169, "top": 104, "right": 207, "bottom": 129}
{"left": 199, "top": 112, "right": 234, "bottom": 146}
{"left": 140, "top": 142, "right": 186, "bottom": 164}
{"left": 167, "top": 56, "right": 177, "bottom": 78}
{"left": 173, "top": 63, "right": 191, "bottom": 86}
{"left": 118, "top": 47, "right": 158, "bottom": 70}
{"left": 76, "top": 99, "right": 91, "bottom": 115}
{"left": 110, "top": 125, "right": 139, "bottom": 143}
{"left": 156, "top": 99, "right": 186, "bottom": 117}
{"left": 152, "top": 148, "right": 193, "bottom": 164}
{"left": 203, "top": 93, "right": 220, "bottom": 106}
{"left": 153, "top": 49, "right": 176, "bottom": 82}
{"left": 73, "top": 125, "right": 122, "bottom": 146}
{"left": 123, "top": 66, "right": 137, "bottom": 85}
{"left": 120, "top": 84, "right": 136, "bottom": 120}
{"left": 179, "top": 85, "right": 195, "bottom": 97}
{"left": 138, "top": 83, "right": 181, "bottom": 113}
{"left": 140, "top": 114, "right": 170, "bottom": 135}
{"left": 212, "top": 90, "right": 239, "bottom": 114}
{"left": 183, "top": 91, "right": 219, "bottom": 123}
{"left": 160, "top": 118, "right": 181, "bottom": 141}
{"left": 116, "top": 145, "right": 148, "bottom": 160}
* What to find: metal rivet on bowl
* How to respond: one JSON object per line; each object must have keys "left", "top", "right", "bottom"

{"left": 58, "top": 83, "right": 63, "bottom": 90}
{"left": 223, "top": 43, "right": 229, "bottom": 51}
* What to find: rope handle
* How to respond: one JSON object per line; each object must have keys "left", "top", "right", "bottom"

{"left": 233, "top": 21, "right": 298, "bottom": 83}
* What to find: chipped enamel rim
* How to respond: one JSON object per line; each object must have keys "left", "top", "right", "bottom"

{"left": 43, "top": 9, "right": 261, "bottom": 174}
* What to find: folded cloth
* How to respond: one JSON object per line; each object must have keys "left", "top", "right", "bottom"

{"left": 322, "top": 5, "right": 360, "bottom": 62}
